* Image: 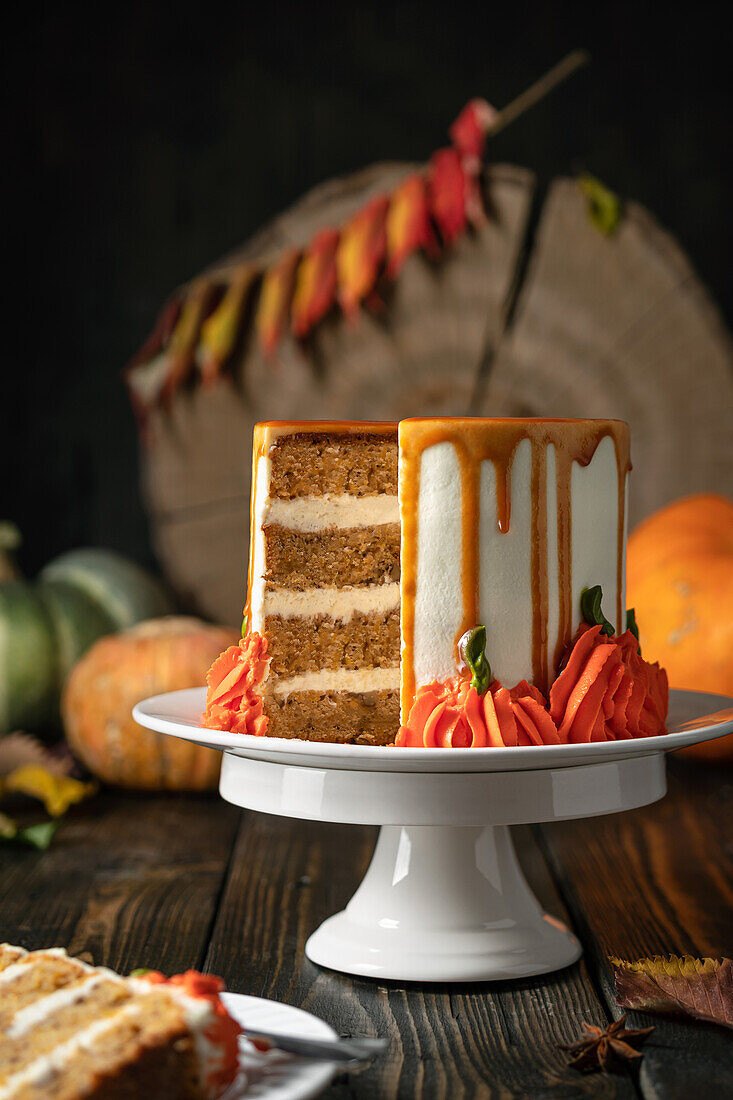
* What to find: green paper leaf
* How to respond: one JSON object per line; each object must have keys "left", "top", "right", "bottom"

{"left": 241, "top": 615, "right": 247, "bottom": 638}
{"left": 578, "top": 173, "right": 621, "bottom": 236}
{"left": 459, "top": 625, "right": 492, "bottom": 696}
{"left": 580, "top": 586, "right": 615, "bottom": 637}
{"left": 626, "top": 608, "right": 641, "bottom": 654}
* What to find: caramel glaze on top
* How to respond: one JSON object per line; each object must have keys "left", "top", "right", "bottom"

{"left": 399, "top": 418, "right": 631, "bottom": 714}
{"left": 244, "top": 421, "right": 398, "bottom": 631}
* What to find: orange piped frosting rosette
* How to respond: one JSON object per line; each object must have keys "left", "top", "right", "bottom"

{"left": 203, "top": 631, "right": 270, "bottom": 736}
{"left": 397, "top": 598, "right": 668, "bottom": 748}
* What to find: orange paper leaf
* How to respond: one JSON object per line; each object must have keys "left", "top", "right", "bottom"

{"left": 385, "top": 174, "right": 437, "bottom": 278}
{"left": 291, "top": 228, "right": 339, "bottom": 338}
{"left": 611, "top": 955, "right": 733, "bottom": 1029}
{"left": 427, "top": 148, "right": 467, "bottom": 246}
{"left": 336, "top": 195, "right": 389, "bottom": 317}
{"left": 255, "top": 249, "right": 300, "bottom": 358}
{"left": 197, "top": 265, "right": 258, "bottom": 384}
{"left": 158, "top": 281, "right": 215, "bottom": 406}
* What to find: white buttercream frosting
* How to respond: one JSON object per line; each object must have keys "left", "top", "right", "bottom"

{"left": 570, "top": 435, "right": 623, "bottom": 634}
{"left": 408, "top": 430, "right": 626, "bottom": 691}
{"left": 412, "top": 442, "right": 464, "bottom": 686}
{"left": 478, "top": 438, "right": 533, "bottom": 686}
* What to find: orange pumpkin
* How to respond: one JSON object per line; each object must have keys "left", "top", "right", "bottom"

{"left": 627, "top": 494, "right": 733, "bottom": 762}
{"left": 62, "top": 617, "right": 237, "bottom": 789}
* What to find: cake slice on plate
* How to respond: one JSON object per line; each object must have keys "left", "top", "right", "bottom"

{"left": 0, "top": 944, "right": 240, "bottom": 1100}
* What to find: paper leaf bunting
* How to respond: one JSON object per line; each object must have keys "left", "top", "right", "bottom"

{"left": 255, "top": 249, "right": 300, "bottom": 358}
{"left": 198, "top": 265, "right": 258, "bottom": 384}
{"left": 385, "top": 174, "right": 437, "bottom": 278}
{"left": 291, "top": 228, "right": 340, "bottom": 338}
{"left": 336, "top": 195, "right": 389, "bottom": 317}
{"left": 610, "top": 955, "right": 733, "bottom": 1030}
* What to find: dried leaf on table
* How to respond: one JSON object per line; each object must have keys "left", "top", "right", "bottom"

{"left": 1, "top": 764, "right": 97, "bottom": 817}
{"left": 291, "top": 229, "right": 339, "bottom": 338}
{"left": 336, "top": 195, "right": 389, "bottom": 317}
{"left": 0, "top": 810, "right": 61, "bottom": 851}
{"left": 611, "top": 955, "right": 733, "bottom": 1029}
{"left": 0, "top": 732, "right": 75, "bottom": 778}
{"left": 558, "top": 1015, "right": 654, "bottom": 1073}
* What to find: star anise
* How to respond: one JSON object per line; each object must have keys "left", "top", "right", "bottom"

{"left": 558, "top": 1015, "right": 654, "bottom": 1073}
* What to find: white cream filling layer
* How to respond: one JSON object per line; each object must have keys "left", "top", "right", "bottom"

{"left": 262, "top": 583, "right": 399, "bottom": 622}
{"left": 265, "top": 494, "right": 398, "bottom": 531}
{"left": 272, "top": 666, "right": 400, "bottom": 696}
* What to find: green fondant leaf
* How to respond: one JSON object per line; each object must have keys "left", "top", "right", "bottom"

{"left": 130, "top": 968, "right": 153, "bottom": 978}
{"left": 459, "top": 625, "right": 492, "bottom": 696}
{"left": 580, "top": 585, "right": 615, "bottom": 637}
{"left": 578, "top": 173, "right": 621, "bottom": 236}
{"left": 626, "top": 608, "right": 641, "bottom": 654}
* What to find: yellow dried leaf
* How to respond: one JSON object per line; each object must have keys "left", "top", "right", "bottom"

{"left": 1, "top": 766, "right": 97, "bottom": 818}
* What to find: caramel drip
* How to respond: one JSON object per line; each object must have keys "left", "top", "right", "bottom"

{"left": 458, "top": 442, "right": 480, "bottom": 648}
{"left": 616, "top": 445, "right": 628, "bottom": 633}
{"left": 554, "top": 448, "right": 574, "bottom": 672}
{"left": 530, "top": 441, "right": 549, "bottom": 693}
{"left": 399, "top": 417, "right": 631, "bottom": 715}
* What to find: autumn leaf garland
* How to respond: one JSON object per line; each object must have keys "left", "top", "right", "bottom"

{"left": 125, "top": 98, "right": 497, "bottom": 422}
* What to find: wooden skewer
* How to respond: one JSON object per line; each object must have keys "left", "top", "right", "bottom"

{"left": 487, "top": 49, "right": 591, "bottom": 138}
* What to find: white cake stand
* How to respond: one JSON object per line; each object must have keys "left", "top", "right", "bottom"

{"left": 134, "top": 689, "right": 733, "bottom": 983}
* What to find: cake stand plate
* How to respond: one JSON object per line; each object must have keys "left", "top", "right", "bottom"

{"left": 134, "top": 690, "right": 733, "bottom": 983}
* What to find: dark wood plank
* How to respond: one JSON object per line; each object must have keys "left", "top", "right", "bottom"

{"left": 205, "top": 812, "right": 638, "bottom": 1098}
{"left": 0, "top": 791, "right": 240, "bottom": 975}
{"left": 538, "top": 758, "right": 733, "bottom": 1098}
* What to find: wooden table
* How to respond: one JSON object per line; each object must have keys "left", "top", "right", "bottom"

{"left": 2, "top": 756, "right": 731, "bottom": 1097}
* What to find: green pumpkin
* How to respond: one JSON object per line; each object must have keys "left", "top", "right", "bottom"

{"left": 41, "top": 549, "right": 174, "bottom": 631}
{"left": 1, "top": 548, "right": 175, "bottom": 735}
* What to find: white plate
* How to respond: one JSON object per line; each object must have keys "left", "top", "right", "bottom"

{"left": 220, "top": 993, "right": 338, "bottom": 1100}
{"left": 133, "top": 687, "right": 733, "bottom": 774}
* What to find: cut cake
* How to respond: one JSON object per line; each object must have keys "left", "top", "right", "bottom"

{"left": 204, "top": 418, "right": 668, "bottom": 746}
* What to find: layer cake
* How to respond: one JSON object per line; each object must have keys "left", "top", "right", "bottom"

{"left": 205, "top": 418, "right": 668, "bottom": 746}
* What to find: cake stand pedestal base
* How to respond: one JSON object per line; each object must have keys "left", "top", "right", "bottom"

{"left": 306, "top": 823, "right": 580, "bottom": 982}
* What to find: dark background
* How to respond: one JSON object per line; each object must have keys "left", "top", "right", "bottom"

{"left": 5, "top": 2, "right": 730, "bottom": 579}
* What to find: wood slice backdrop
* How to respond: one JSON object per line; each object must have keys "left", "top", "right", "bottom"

{"left": 141, "top": 164, "right": 733, "bottom": 624}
